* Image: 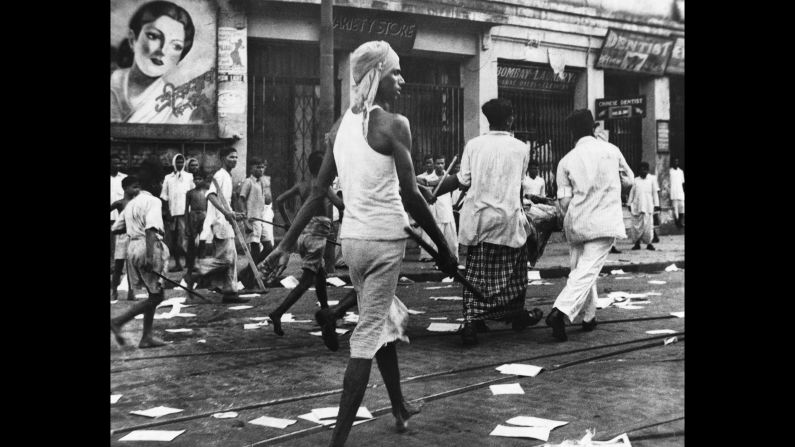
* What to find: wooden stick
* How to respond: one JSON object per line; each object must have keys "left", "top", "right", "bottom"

{"left": 211, "top": 177, "right": 267, "bottom": 291}
{"left": 151, "top": 271, "right": 213, "bottom": 303}
{"left": 431, "top": 155, "right": 458, "bottom": 197}
{"left": 403, "top": 226, "right": 485, "bottom": 301}
{"left": 248, "top": 217, "right": 341, "bottom": 247}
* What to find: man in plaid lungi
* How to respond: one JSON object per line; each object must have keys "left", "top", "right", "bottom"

{"left": 435, "top": 98, "right": 543, "bottom": 345}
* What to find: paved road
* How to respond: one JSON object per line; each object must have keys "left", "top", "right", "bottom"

{"left": 110, "top": 268, "right": 684, "bottom": 446}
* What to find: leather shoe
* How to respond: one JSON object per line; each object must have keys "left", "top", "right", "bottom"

{"left": 461, "top": 323, "right": 478, "bottom": 346}
{"left": 545, "top": 308, "right": 568, "bottom": 341}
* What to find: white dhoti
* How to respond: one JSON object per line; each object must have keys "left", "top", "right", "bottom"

{"left": 553, "top": 237, "right": 614, "bottom": 323}
{"left": 631, "top": 212, "right": 653, "bottom": 244}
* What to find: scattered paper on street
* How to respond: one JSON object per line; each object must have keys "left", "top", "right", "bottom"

{"left": 249, "top": 415, "right": 297, "bottom": 429}
{"left": 427, "top": 322, "right": 462, "bottom": 332}
{"left": 670, "top": 311, "right": 684, "bottom": 318}
{"left": 490, "top": 424, "right": 552, "bottom": 441}
{"left": 250, "top": 317, "right": 269, "bottom": 321}
{"left": 280, "top": 276, "right": 300, "bottom": 289}
{"left": 228, "top": 305, "right": 253, "bottom": 310}
{"left": 645, "top": 329, "right": 677, "bottom": 335}
{"left": 399, "top": 276, "right": 415, "bottom": 283}
{"left": 429, "top": 296, "right": 462, "bottom": 301}
{"left": 326, "top": 277, "right": 347, "bottom": 287}
{"left": 541, "top": 430, "right": 632, "bottom": 446}
{"left": 664, "top": 264, "right": 680, "bottom": 272}
{"left": 311, "top": 406, "right": 373, "bottom": 421}
{"left": 425, "top": 285, "right": 454, "bottom": 290}
{"left": 318, "top": 300, "right": 340, "bottom": 307}
{"left": 135, "top": 293, "right": 148, "bottom": 299}
{"left": 212, "top": 412, "right": 239, "bottom": 419}
{"left": 489, "top": 383, "right": 525, "bottom": 395}
{"left": 429, "top": 317, "right": 448, "bottom": 320}
{"left": 441, "top": 277, "right": 454, "bottom": 283}
{"left": 239, "top": 293, "right": 260, "bottom": 298}
{"left": 165, "top": 328, "right": 193, "bottom": 333}
{"left": 298, "top": 412, "right": 335, "bottom": 426}
{"left": 244, "top": 322, "right": 268, "bottom": 330}
{"left": 596, "top": 297, "right": 614, "bottom": 309}
{"left": 119, "top": 430, "right": 186, "bottom": 442}
{"left": 664, "top": 336, "right": 678, "bottom": 345}
{"left": 648, "top": 280, "right": 666, "bottom": 285}
{"left": 505, "top": 416, "right": 569, "bottom": 430}
{"left": 309, "top": 328, "right": 349, "bottom": 336}
{"left": 613, "top": 304, "right": 644, "bottom": 310}
{"left": 130, "top": 406, "right": 184, "bottom": 418}
{"left": 111, "top": 394, "right": 122, "bottom": 404}
{"left": 614, "top": 277, "right": 631, "bottom": 280}
{"left": 497, "top": 363, "right": 543, "bottom": 377}
{"left": 529, "top": 280, "right": 553, "bottom": 285}
{"left": 197, "top": 339, "right": 206, "bottom": 343}
{"left": 110, "top": 300, "right": 118, "bottom": 304}
{"left": 645, "top": 292, "right": 662, "bottom": 296}
{"left": 527, "top": 270, "right": 541, "bottom": 280}
{"left": 610, "top": 269, "right": 627, "bottom": 275}
{"left": 174, "top": 313, "right": 196, "bottom": 318}
{"left": 343, "top": 312, "right": 359, "bottom": 324}
{"left": 407, "top": 309, "right": 426, "bottom": 315}
{"left": 179, "top": 279, "right": 188, "bottom": 287}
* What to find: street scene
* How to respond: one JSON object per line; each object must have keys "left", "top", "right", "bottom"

{"left": 111, "top": 0, "right": 684, "bottom": 445}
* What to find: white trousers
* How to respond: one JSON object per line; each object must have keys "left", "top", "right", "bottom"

{"left": 553, "top": 237, "right": 615, "bottom": 323}
{"left": 419, "top": 221, "right": 458, "bottom": 262}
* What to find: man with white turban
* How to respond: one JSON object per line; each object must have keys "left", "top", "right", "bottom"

{"left": 261, "top": 41, "right": 457, "bottom": 446}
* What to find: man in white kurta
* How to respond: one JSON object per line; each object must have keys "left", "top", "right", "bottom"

{"left": 161, "top": 154, "right": 194, "bottom": 271}
{"left": 669, "top": 157, "right": 685, "bottom": 228}
{"left": 546, "top": 109, "right": 633, "bottom": 342}
{"left": 628, "top": 162, "right": 660, "bottom": 250}
{"left": 416, "top": 156, "right": 459, "bottom": 263}
{"left": 416, "top": 155, "right": 437, "bottom": 261}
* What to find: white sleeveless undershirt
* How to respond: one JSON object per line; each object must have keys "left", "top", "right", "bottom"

{"left": 334, "top": 106, "right": 409, "bottom": 240}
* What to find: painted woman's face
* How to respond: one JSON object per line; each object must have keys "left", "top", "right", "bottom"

{"left": 130, "top": 15, "right": 186, "bottom": 78}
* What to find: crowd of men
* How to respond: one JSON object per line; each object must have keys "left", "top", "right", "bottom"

{"left": 110, "top": 39, "right": 684, "bottom": 447}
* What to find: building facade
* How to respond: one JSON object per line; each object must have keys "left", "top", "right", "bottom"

{"left": 111, "top": 0, "right": 684, "bottom": 228}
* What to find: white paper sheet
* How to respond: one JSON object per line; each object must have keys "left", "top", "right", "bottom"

{"left": 441, "top": 277, "right": 454, "bottom": 283}
{"left": 244, "top": 323, "right": 268, "bottom": 330}
{"left": 427, "top": 322, "right": 462, "bottom": 332}
{"left": 165, "top": 328, "right": 193, "bottom": 333}
{"left": 326, "top": 277, "right": 347, "bottom": 287}
{"left": 135, "top": 293, "right": 148, "bottom": 299}
{"left": 429, "top": 317, "right": 448, "bottom": 320}
{"left": 645, "top": 329, "right": 677, "bottom": 335}
{"left": 197, "top": 339, "right": 207, "bottom": 343}
{"left": 527, "top": 270, "right": 541, "bottom": 280}
{"left": 311, "top": 406, "right": 372, "bottom": 421}
{"left": 249, "top": 415, "right": 297, "bottom": 429}
{"left": 664, "top": 336, "right": 678, "bottom": 345}
{"left": 496, "top": 363, "right": 543, "bottom": 377}
{"left": 425, "top": 285, "right": 454, "bottom": 290}
{"left": 614, "top": 276, "right": 631, "bottom": 280}
{"left": 407, "top": 309, "right": 426, "bottom": 315}
{"left": 645, "top": 292, "right": 662, "bottom": 296}
{"left": 664, "top": 264, "right": 680, "bottom": 272}
{"left": 529, "top": 280, "right": 553, "bottom": 285}
{"left": 110, "top": 300, "right": 119, "bottom": 304}
{"left": 596, "top": 297, "right": 614, "bottom": 309}
{"left": 280, "top": 276, "right": 300, "bottom": 289}
{"left": 250, "top": 317, "right": 269, "bottom": 321}
{"left": 228, "top": 305, "right": 253, "bottom": 310}
{"left": 318, "top": 300, "right": 340, "bottom": 307}
{"left": 174, "top": 313, "right": 196, "bottom": 318}
{"left": 212, "top": 412, "right": 239, "bottom": 419}
{"left": 505, "top": 416, "right": 569, "bottom": 430}
{"left": 239, "top": 293, "right": 260, "bottom": 298}
{"left": 489, "top": 383, "right": 525, "bottom": 395}
{"left": 309, "top": 328, "right": 349, "bottom": 336}
{"left": 429, "top": 296, "right": 463, "bottom": 301}
{"left": 344, "top": 285, "right": 354, "bottom": 288}
{"left": 613, "top": 304, "right": 644, "bottom": 310}
{"left": 490, "top": 424, "right": 551, "bottom": 441}
{"left": 610, "top": 269, "right": 627, "bottom": 275}
{"left": 670, "top": 311, "right": 684, "bottom": 318}
{"left": 648, "top": 280, "right": 666, "bottom": 285}
{"left": 119, "top": 430, "right": 186, "bottom": 442}
{"left": 130, "top": 406, "right": 184, "bottom": 418}
{"left": 179, "top": 279, "right": 188, "bottom": 287}
{"left": 297, "top": 412, "right": 374, "bottom": 428}
{"left": 111, "top": 394, "right": 122, "bottom": 404}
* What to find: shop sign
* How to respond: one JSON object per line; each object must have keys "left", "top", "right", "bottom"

{"left": 498, "top": 63, "right": 578, "bottom": 92}
{"left": 333, "top": 7, "right": 417, "bottom": 51}
{"left": 596, "top": 28, "right": 675, "bottom": 76}
{"left": 665, "top": 37, "right": 685, "bottom": 75}
{"left": 595, "top": 96, "right": 646, "bottom": 120}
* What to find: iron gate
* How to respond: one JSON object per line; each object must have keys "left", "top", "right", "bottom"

{"left": 395, "top": 83, "right": 464, "bottom": 171}
{"left": 499, "top": 89, "right": 574, "bottom": 198}
{"left": 605, "top": 117, "right": 643, "bottom": 173}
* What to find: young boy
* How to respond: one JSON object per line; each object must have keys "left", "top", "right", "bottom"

{"left": 110, "top": 160, "right": 171, "bottom": 348}
{"left": 267, "top": 151, "right": 344, "bottom": 336}
{"left": 184, "top": 168, "right": 209, "bottom": 278}
{"left": 522, "top": 160, "right": 548, "bottom": 206}
{"left": 628, "top": 162, "right": 660, "bottom": 251}
{"left": 238, "top": 158, "right": 274, "bottom": 261}
{"left": 110, "top": 176, "right": 140, "bottom": 301}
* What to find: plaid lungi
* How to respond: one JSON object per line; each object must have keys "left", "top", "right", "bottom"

{"left": 463, "top": 242, "right": 528, "bottom": 323}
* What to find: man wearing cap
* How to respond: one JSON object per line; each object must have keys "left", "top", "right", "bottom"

{"left": 261, "top": 41, "right": 457, "bottom": 446}
{"left": 545, "top": 109, "right": 634, "bottom": 341}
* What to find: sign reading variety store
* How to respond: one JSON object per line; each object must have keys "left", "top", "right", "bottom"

{"left": 596, "top": 29, "right": 677, "bottom": 76}
{"left": 333, "top": 7, "right": 418, "bottom": 51}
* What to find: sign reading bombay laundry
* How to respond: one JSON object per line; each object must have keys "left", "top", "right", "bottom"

{"left": 332, "top": 7, "right": 417, "bottom": 51}
{"left": 595, "top": 97, "right": 646, "bottom": 120}
{"left": 498, "top": 62, "right": 578, "bottom": 92}
{"left": 665, "top": 37, "right": 685, "bottom": 75}
{"left": 596, "top": 29, "right": 675, "bottom": 76}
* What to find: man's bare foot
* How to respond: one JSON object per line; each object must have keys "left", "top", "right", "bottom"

{"left": 269, "top": 312, "right": 284, "bottom": 336}
{"left": 138, "top": 336, "right": 167, "bottom": 348}
{"left": 395, "top": 400, "right": 422, "bottom": 433}
{"left": 110, "top": 321, "right": 127, "bottom": 346}
{"left": 314, "top": 308, "right": 339, "bottom": 351}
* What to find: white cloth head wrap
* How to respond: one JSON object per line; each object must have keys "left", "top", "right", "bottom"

{"left": 350, "top": 41, "right": 400, "bottom": 140}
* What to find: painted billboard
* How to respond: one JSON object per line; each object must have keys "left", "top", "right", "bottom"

{"left": 110, "top": 0, "right": 217, "bottom": 124}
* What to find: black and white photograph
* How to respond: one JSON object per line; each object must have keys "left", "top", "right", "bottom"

{"left": 110, "top": 1, "right": 685, "bottom": 445}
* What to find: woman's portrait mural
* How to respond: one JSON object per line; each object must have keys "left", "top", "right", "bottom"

{"left": 111, "top": 0, "right": 216, "bottom": 124}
